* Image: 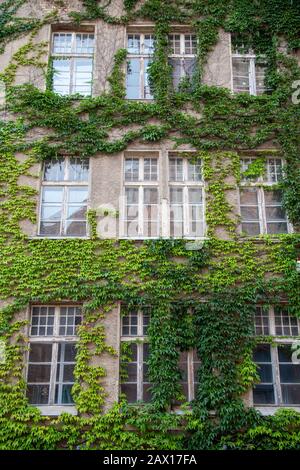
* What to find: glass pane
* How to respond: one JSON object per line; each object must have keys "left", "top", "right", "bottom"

{"left": 125, "top": 188, "right": 139, "bottom": 204}
{"left": 67, "top": 205, "right": 87, "bottom": 220}
{"left": 265, "top": 206, "right": 286, "bottom": 220}
{"left": 170, "top": 187, "right": 183, "bottom": 203}
{"left": 126, "top": 59, "right": 140, "bottom": 99}
{"left": 232, "top": 58, "right": 250, "bottom": 92}
{"left": 266, "top": 223, "right": 288, "bottom": 234}
{"left": 127, "top": 34, "right": 140, "bottom": 54}
{"left": 39, "top": 222, "right": 61, "bottom": 236}
{"left": 27, "top": 364, "right": 51, "bottom": 382}
{"left": 169, "top": 58, "right": 181, "bottom": 90}
{"left": 253, "top": 344, "right": 271, "bottom": 362}
{"left": 144, "top": 158, "right": 158, "bottom": 181}
{"left": 264, "top": 190, "right": 283, "bottom": 204}
{"left": 60, "top": 384, "right": 74, "bottom": 404}
{"left": 29, "top": 343, "right": 52, "bottom": 362}
{"left": 241, "top": 207, "right": 259, "bottom": 220}
{"left": 41, "top": 205, "right": 62, "bottom": 221}
{"left": 52, "top": 33, "right": 72, "bottom": 54}
{"left": 68, "top": 187, "right": 88, "bottom": 203}
{"left": 73, "top": 58, "right": 93, "bottom": 96}
{"left": 53, "top": 59, "right": 71, "bottom": 95}
{"left": 241, "top": 223, "right": 260, "bottom": 236}
{"left": 44, "top": 159, "right": 64, "bottom": 181}
{"left": 63, "top": 343, "right": 77, "bottom": 362}
{"left": 183, "top": 58, "right": 197, "bottom": 79}
{"left": 69, "top": 158, "right": 89, "bottom": 182}
{"left": 75, "top": 33, "right": 94, "bottom": 54}
{"left": 121, "top": 384, "right": 137, "bottom": 403}
{"left": 189, "top": 188, "right": 202, "bottom": 204}
{"left": 125, "top": 158, "right": 139, "bottom": 181}
{"left": 27, "top": 384, "right": 49, "bottom": 404}
{"left": 281, "top": 385, "right": 300, "bottom": 405}
{"left": 253, "top": 384, "right": 275, "bottom": 404}
{"left": 240, "top": 188, "right": 258, "bottom": 205}
{"left": 42, "top": 187, "right": 63, "bottom": 203}
{"left": 65, "top": 221, "right": 86, "bottom": 236}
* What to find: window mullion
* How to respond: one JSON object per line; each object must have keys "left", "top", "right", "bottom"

{"left": 49, "top": 342, "right": 58, "bottom": 405}
{"left": 137, "top": 344, "right": 143, "bottom": 401}
{"left": 138, "top": 186, "right": 143, "bottom": 236}
{"left": 57, "top": 342, "right": 65, "bottom": 405}
{"left": 269, "top": 306, "right": 276, "bottom": 336}
{"left": 183, "top": 186, "right": 189, "bottom": 236}
{"left": 258, "top": 188, "right": 265, "bottom": 234}
{"left": 273, "top": 345, "right": 282, "bottom": 405}
{"left": 188, "top": 350, "right": 193, "bottom": 402}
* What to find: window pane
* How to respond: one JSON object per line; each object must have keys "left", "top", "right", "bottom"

{"left": 69, "top": 158, "right": 89, "bottom": 182}
{"left": 125, "top": 158, "right": 139, "bottom": 181}
{"left": 241, "top": 207, "right": 259, "bottom": 220}
{"left": 40, "top": 222, "right": 61, "bottom": 236}
{"left": 73, "top": 58, "right": 93, "bottom": 95}
{"left": 30, "top": 306, "right": 55, "bottom": 336}
{"left": 240, "top": 188, "right": 258, "bottom": 205}
{"left": 169, "top": 58, "right": 182, "bottom": 90}
{"left": 52, "top": 33, "right": 72, "bottom": 54}
{"left": 27, "top": 364, "right": 51, "bottom": 382}
{"left": 232, "top": 58, "right": 250, "bottom": 93}
{"left": 53, "top": 58, "right": 71, "bottom": 95}
{"left": 281, "top": 385, "right": 300, "bottom": 405}
{"left": 188, "top": 160, "right": 202, "bottom": 181}
{"left": 68, "top": 187, "right": 88, "bottom": 203}
{"left": 144, "top": 158, "right": 158, "bottom": 181}
{"left": 241, "top": 222, "right": 260, "bottom": 236}
{"left": 253, "top": 344, "right": 271, "bottom": 362}
{"left": 42, "top": 187, "right": 63, "bottom": 203}
{"left": 121, "top": 384, "right": 137, "bottom": 403}
{"left": 75, "top": 33, "right": 94, "bottom": 54}
{"left": 127, "top": 34, "right": 140, "bottom": 54}
{"left": 27, "top": 384, "right": 50, "bottom": 405}
{"left": 169, "top": 157, "right": 183, "bottom": 181}
{"left": 266, "top": 222, "right": 288, "bottom": 234}
{"left": 126, "top": 59, "right": 140, "bottom": 99}
{"left": 44, "top": 159, "right": 65, "bottom": 181}
{"left": 253, "top": 384, "right": 275, "bottom": 404}
{"left": 29, "top": 343, "right": 52, "bottom": 362}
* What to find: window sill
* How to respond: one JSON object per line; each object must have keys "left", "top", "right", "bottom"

{"left": 36, "top": 405, "right": 77, "bottom": 416}
{"left": 255, "top": 406, "right": 300, "bottom": 416}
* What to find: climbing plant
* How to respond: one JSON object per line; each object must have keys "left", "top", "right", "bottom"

{"left": 0, "top": 0, "right": 299, "bottom": 450}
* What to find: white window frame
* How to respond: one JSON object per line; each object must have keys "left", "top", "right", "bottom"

{"left": 168, "top": 33, "right": 197, "bottom": 88}
{"left": 231, "top": 52, "right": 267, "bottom": 96}
{"left": 121, "top": 154, "right": 160, "bottom": 239}
{"left": 178, "top": 349, "right": 200, "bottom": 402}
{"left": 120, "top": 309, "right": 151, "bottom": 402}
{"left": 51, "top": 31, "right": 95, "bottom": 96}
{"left": 38, "top": 156, "right": 90, "bottom": 238}
{"left": 26, "top": 305, "right": 81, "bottom": 411}
{"left": 126, "top": 33, "right": 155, "bottom": 100}
{"left": 253, "top": 306, "right": 300, "bottom": 408}
{"left": 168, "top": 153, "right": 206, "bottom": 238}
{"left": 239, "top": 157, "right": 292, "bottom": 236}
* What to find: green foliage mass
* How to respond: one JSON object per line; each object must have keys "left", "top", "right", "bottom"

{"left": 0, "top": 0, "right": 299, "bottom": 450}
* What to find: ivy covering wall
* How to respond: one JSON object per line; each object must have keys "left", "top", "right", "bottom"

{"left": 0, "top": 0, "right": 299, "bottom": 450}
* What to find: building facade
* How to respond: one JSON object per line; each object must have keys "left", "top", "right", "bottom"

{"left": 0, "top": 0, "right": 299, "bottom": 450}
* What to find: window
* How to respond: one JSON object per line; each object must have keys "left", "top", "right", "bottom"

{"left": 241, "top": 157, "right": 283, "bottom": 183}
{"left": 120, "top": 309, "right": 151, "bottom": 403}
{"left": 169, "top": 154, "right": 205, "bottom": 237}
{"left": 51, "top": 31, "right": 94, "bottom": 96}
{"left": 178, "top": 349, "right": 200, "bottom": 402}
{"left": 168, "top": 33, "right": 197, "bottom": 90}
{"left": 126, "top": 33, "right": 155, "bottom": 99}
{"left": 39, "top": 157, "right": 89, "bottom": 237}
{"left": 239, "top": 157, "right": 289, "bottom": 236}
{"left": 253, "top": 306, "right": 300, "bottom": 406}
{"left": 123, "top": 155, "right": 159, "bottom": 238}
{"left": 27, "top": 305, "right": 82, "bottom": 406}
{"left": 232, "top": 52, "right": 267, "bottom": 95}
